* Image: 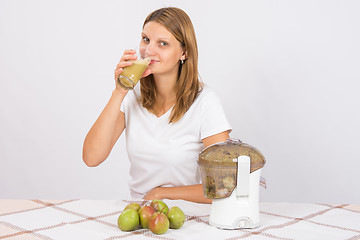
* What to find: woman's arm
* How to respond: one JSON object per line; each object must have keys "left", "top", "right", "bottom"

{"left": 202, "top": 130, "right": 230, "bottom": 149}
{"left": 144, "top": 131, "right": 230, "bottom": 203}
{"left": 82, "top": 89, "right": 126, "bottom": 167}
{"left": 82, "top": 49, "right": 139, "bottom": 167}
{"left": 144, "top": 184, "right": 212, "bottom": 204}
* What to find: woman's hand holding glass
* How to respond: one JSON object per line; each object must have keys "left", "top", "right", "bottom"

{"left": 114, "top": 47, "right": 152, "bottom": 91}
{"left": 114, "top": 49, "right": 136, "bottom": 93}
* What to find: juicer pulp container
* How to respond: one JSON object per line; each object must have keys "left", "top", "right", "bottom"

{"left": 198, "top": 139, "right": 265, "bottom": 199}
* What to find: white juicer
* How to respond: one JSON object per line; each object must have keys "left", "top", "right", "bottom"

{"left": 198, "top": 139, "right": 265, "bottom": 229}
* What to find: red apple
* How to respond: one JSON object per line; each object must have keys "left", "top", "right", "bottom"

{"left": 150, "top": 200, "right": 169, "bottom": 214}
{"left": 124, "top": 203, "right": 141, "bottom": 212}
{"left": 148, "top": 212, "right": 169, "bottom": 235}
{"left": 138, "top": 205, "right": 156, "bottom": 229}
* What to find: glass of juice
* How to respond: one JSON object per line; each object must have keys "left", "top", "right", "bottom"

{"left": 117, "top": 46, "right": 151, "bottom": 90}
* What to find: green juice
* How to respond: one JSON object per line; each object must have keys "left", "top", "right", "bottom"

{"left": 117, "top": 57, "right": 151, "bottom": 90}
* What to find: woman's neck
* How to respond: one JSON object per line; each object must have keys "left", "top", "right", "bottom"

{"left": 153, "top": 72, "right": 177, "bottom": 104}
{"left": 151, "top": 72, "right": 178, "bottom": 117}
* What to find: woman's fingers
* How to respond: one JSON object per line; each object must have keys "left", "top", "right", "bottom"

{"left": 120, "top": 53, "right": 137, "bottom": 62}
{"left": 114, "top": 49, "right": 136, "bottom": 75}
{"left": 121, "top": 49, "right": 137, "bottom": 61}
{"left": 123, "top": 49, "right": 136, "bottom": 55}
{"left": 114, "top": 68, "right": 123, "bottom": 78}
{"left": 116, "top": 61, "right": 133, "bottom": 70}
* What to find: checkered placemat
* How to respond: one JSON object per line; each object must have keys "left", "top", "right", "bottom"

{"left": 0, "top": 199, "right": 359, "bottom": 240}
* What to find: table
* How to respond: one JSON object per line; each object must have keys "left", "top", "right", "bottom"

{"left": 0, "top": 199, "right": 359, "bottom": 240}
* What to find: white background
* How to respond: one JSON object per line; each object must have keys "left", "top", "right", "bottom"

{"left": 1, "top": 0, "right": 359, "bottom": 203}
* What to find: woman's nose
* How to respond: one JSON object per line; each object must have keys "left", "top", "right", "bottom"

{"left": 145, "top": 44, "right": 156, "bottom": 56}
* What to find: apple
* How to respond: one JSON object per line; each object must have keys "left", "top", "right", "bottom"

{"left": 138, "top": 205, "right": 156, "bottom": 229}
{"left": 148, "top": 212, "right": 169, "bottom": 235}
{"left": 117, "top": 209, "right": 140, "bottom": 231}
{"left": 124, "top": 203, "right": 141, "bottom": 212}
{"left": 150, "top": 200, "right": 169, "bottom": 215}
{"left": 167, "top": 206, "right": 186, "bottom": 229}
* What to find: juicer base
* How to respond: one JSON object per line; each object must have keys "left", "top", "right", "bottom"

{"left": 209, "top": 216, "right": 260, "bottom": 230}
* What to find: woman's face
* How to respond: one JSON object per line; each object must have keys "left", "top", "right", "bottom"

{"left": 140, "top": 21, "right": 185, "bottom": 76}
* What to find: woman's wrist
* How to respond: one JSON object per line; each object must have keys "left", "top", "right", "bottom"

{"left": 154, "top": 187, "right": 164, "bottom": 199}
{"left": 111, "top": 88, "right": 128, "bottom": 104}
{"left": 144, "top": 187, "right": 163, "bottom": 200}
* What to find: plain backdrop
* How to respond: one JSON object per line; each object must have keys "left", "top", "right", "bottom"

{"left": 1, "top": 0, "right": 359, "bottom": 203}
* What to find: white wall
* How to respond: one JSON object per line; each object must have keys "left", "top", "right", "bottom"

{"left": 1, "top": 0, "right": 359, "bottom": 203}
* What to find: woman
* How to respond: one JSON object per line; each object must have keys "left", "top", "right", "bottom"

{"left": 83, "top": 7, "right": 231, "bottom": 203}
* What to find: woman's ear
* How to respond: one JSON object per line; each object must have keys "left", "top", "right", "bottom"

{"left": 181, "top": 51, "right": 187, "bottom": 61}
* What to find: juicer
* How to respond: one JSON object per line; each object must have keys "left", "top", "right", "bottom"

{"left": 198, "top": 138, "right": 265, "bottom": 229}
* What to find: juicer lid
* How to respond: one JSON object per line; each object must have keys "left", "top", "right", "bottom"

{"left": 198, "top": 138, "right": 265, "bottom": 173}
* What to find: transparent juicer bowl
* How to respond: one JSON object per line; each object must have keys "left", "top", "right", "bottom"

{"left": 198, "top": 139, "right": 265, "bottom": 199}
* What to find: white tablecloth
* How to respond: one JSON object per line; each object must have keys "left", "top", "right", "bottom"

{"left": 0, "top": 199, "right": 359, "bottom": 240}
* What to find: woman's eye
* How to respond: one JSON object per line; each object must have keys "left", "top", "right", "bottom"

{"left": 160, "top": 41, "right": 168, "bottom": 46}
{"left": 142, "top": 37, "right": 149, "bottom": 42}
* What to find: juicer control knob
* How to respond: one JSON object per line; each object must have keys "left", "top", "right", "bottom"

{"left": 238, "top": 220, "right": 247, "bottom": 228}
{"left": 237, "top": 218, "right": 253, "bottom": 228}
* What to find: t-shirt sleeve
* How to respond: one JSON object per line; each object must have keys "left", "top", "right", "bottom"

{"left": 200, "top": 90, "right": 232, "bottom": 140}
{"left": 120, "top": 92, "right": 132, "bottom": 114}
{"left": 120, "top": 84, "right": 140, "bottom": 114}
{"left": 120, "top": 96, "right": 127, "bottom": 113}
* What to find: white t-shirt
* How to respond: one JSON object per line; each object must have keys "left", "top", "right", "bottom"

{"left": 120, "top": 84, "right": 232, "bottom": 199}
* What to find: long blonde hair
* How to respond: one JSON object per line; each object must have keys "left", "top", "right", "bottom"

{"left": 140, "top": 7, "right": 203, "bottom": 123}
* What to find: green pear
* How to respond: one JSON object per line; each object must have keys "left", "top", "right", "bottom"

{"left": 117, "top": 209, "right": 140, "bottom": 231}
{"left": 124, "top": 203, "right": 141, "bottom": 212}
{"left": 150, "top": 200, "right": 169, "bottom": 215}
{"left": 167, "top": 206, "right": 186, "bottom": 229}
{"left": 138, "top": 205, "right": 156, "bottom": 229}
{"left": 148, "top": 212, "right": 169, "bottom": 235}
